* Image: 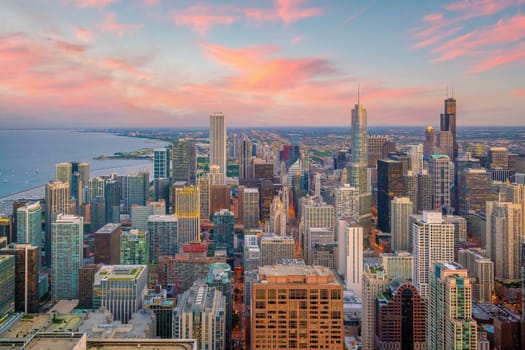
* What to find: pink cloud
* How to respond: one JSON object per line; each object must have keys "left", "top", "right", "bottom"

{"left": 275, "top": 0, "right": 323, "bottom": 25}
{"left": 75, "top": 27, "right": 93, "bottom": 42}
{"left": 341, "top": 6, "right": 367, "bottom": 26}
{"left": 290, "top": 35, "right": 306, "bottom": 43}
{"left": 443, "top": 0, "right": 525, "bottom": 17}
{"left": 142, "top": 0, "right": 159, "bottom": 5}
{"left": 100, "top": 13, "right": 144, "bottom": 36}
{"left": 173, "top": 6, "right": 237, "bottom": 36}
{"left": 511, "top": 89, "right": 525, "bottom": 96}
{"left": 71, "top": 0, "right": 118, "bottom": 8}
{"left": 423, "top": 13, "right": 444, "bottom": 22}
{"left": 468, "top": 42, "right": 525, "bottom": 73}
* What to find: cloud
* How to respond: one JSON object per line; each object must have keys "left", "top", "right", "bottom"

{"left": 290, "top": 35, "right": 306, "bottom": 43}
{"left": 275, "top": 0, "right": 323, "bottom": 25}
{"left": 511, "top": 89, "right": 525, "bottom": 96}
{"left": 75, "top": 27, "right": 93, "bottom": 42}
{"left": 341, "top": 6, "right": 367, "bottom": 26}
{"left": 99, "top": 13, "right": 144, "bottom": 36}
{"left": 142, "top": 0, "right": 159, "bottom": 5}
{"left": 70, "top": 0, "right": 118, "bottom": 8}
{"left": 172, "top": 6, "right": 237, "bottom": 36}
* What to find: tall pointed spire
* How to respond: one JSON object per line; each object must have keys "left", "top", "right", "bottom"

{"left": 358, "top": 83, "right": 360, "bottom": 105}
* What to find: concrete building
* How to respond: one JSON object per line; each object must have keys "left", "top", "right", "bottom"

{"left": 205, "top": 263, "right": 233, "bottom": 350}
{"left": 93, "top": 223, "right": 121, "bottom": 265}
{"left": 488, "top": 146, "right": 509, "bottom": 169}
{"left": 429, "top": 154, "right": 453, "bottom": 210}
{"left": 407, "top": 144, "right": 423, "bottom": 175}
{"left": 334, "top": 184, "right": 359, "bottom": 220}
{"left": 260, "top": 234, "right": 295, "bottom": 266}
{"left": 390, "top": 197, "right": 413, "bottom": 251}
{"left": 239, "top": 187, "right": 259, "bottom": 229}
{"left": 251, "top": 264, "right": 344, "bottom": 350}
{"left": 143, "top": 287, "right": 176, "bottom": 339}
{"left": 51, "top": 214, "right": 83, "bottom": 299}
{"left": 457, "top": 168, "right": 493, "bottom": 215}
{"left": 336, "top": 220, "right": 363, "bottom": 296}
{"left": 198, "top": 175, "right": 210, "bottom": 220}
{"left": 423, "top": 126, "right": 435, "bottom": 158}
{"left": 411, "top": 211, "right": 454, "bottom": 299}
{"left": 458, "top": 248, "right": 494, "bottom": 302}
{"left": 209, "top": 113, "right": 227, "bottom": 182}
{"left": 78, "top": 264, "right": 102, "bottom": 309}
{"left": 381, "top": 251, "right": 413, "bottom": 281}
{"left": 45, "top": 179, "right": 71, "bottom": 266}
{"left": 428, "top": 262, "right": 477, "bottom": 350}
{"left": 417, "top": 170, "right": 433, "bottom": 212}
{"left": 0, "top": 255, "right": 15, "bottom": 317}
{"left": 120, "top": 229, "right": 150, "bottom": 265}
{"left": 173, "top": 280, "right": 226, "bottom": 350}
{"left": 147, "top": 215, "right": 178, "bottom": 263}
{"left": 93, "top": 265, "right": 148, "bottom": 323}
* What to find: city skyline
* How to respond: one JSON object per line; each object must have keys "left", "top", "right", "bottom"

{"left": 1, "top": 0, "right": 524, "bottom": 128}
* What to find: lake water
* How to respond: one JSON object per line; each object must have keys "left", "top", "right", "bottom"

{"left": 0, "top": 129, "right": 169, "bottom": 200}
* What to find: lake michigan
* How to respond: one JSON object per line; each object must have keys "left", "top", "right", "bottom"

{"left": 0, "top": 129, "right": 169, "bottom": 200}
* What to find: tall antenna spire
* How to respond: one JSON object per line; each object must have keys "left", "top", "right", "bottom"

{"left": 451, "top": 87, "right": 454, "bottom": 98}
{"left": 358, "top": 83, "right": 360, "bottom": 105}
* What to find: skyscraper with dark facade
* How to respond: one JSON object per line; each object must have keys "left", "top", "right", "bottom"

{"left": 377, "top": 159, "right": 404, "bottom": 232}
{"left": 93, "top": 223, "right": 121, "bottom": 265}
{"left": 153, "top": 148, "right": 170, "bottom": 179}
{"left": 440, "top": 97, "right": 457, "bottom": 161}
{"left": 212, "top": 209, "right": 234, "bottom": 255}
{"left": 104, "top": 179, "right": 121, "bottom": 224}
{"left": 172, "top": 139, "right": 196, "bottom": 184}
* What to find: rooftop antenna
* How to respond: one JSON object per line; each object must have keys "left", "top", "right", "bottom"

{"left": 446, "top": 86, "right": 449, "bottom": 98}
{"left": 451, "top": 88, "right": 454, "bottom": 98}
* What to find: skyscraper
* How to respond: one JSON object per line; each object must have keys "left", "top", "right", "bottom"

{"left": 407, "top": 144, "right": 423, "bottom": 175}
{"left": 0, "top": 255, "right": 15, "bottom": 318}
{"left": 239, "top": 135, "right": 253, "bottom": 181}
{"left": 93, "top": 223, "right": 121, "bottom": 265}
{"left": 362, "top": 265, "right": 390, "bottom": 350}
{"left": 125, "top": 171, "right": 149, "bottom": 213}
{"left": 197, "top": 174, "right": 210, "bottom": 220}
{"left": 153, "top": 148, "right": 170, "bottom": 179}
{"left": 440, "top": 97, "right": 457, "bottom": 161}
{"left": 390, "top": 197, "right": 413, "bottom": 251}
{"left": 336, "top": 220, "right": 363, "bottom": 296}
{"left": 174, "top": 186, "right": 200, "bottom": 247}
{"left": 210, "top": 113, "right": 226, "bottom": 182}
{"left": 458, "top": 248, "right": 494, "bottom": 302}
{"left": 239, "top": 187, "right": 259, "bottom": 229}
{"left": 260, "top": 234, "right": 295, "bottom": 266}
{"left": 334, "top": 184, "right": 359, "bottom": 220}
{"left": 120, "top": 229, "right": 150, "bottom": 265}
{"left": 377, "top": 159, "right": 404, "bottom": 232}
{"left": 44, "top": 179, "right": 70, "bottom": 266}
{"left": 104, "top": 178, "right": 121, "bottom": 224}
{"left": 429, "top": 154, "right": 453, "bottom": 210}
{"left": 51, "top": 214, "right": 83, "bottom": 299}
{"left": 412, "top": 211, "right": 454, "bottom": 299}
{"left": 212, "top": 209, "right": 234, "bottom": 254}
{"left": 16, "top": 201, "right": 42, "bottom": 249}
{"left": 172, "top": 139, "right": 196, "bottom": 184}
{"left": 428, "top": 262, "right": 477, "bottom": 349}
{"left": 148, "top": 215, "right": 178, "bottom": 263}
{"left": 423, "top": 126, "right": 435, "bottom": 158}
{"left": 457, "top": 168, "right": 493, "bottom": 215}
{"left": 55, "top": 162, "right": 72, "bottom": 188}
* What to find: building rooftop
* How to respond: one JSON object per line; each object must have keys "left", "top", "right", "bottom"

{"left": 147, "top": 215, "right": 177, "bottom": 222}
{"left": 94, "top": 265, "right": 146, "bottom": 284}
{"left": 95, "top": 224, "right": 121, "bottom": 234}
{"left": 257, "top": 264, "right": 339, "bottom": 285}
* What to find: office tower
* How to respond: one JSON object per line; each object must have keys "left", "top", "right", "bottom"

{"left": 239, "top": 187, "right": 259, "bottom": 229}
{"left": 258, "top": 179, "right": 273, "bottom": 222}
{"left": 125, "top": 171, "right": 149, "bottom": 213}
{"left": 424, "top": 126, "right": 435, "bottom": 157}
{"left": 209, "top": 164, "right": 224, "bottom": 185}
{"left": 120, "top": 229, "right": 150, "bottom": 265}
{"left": 417, "top": 170, "right": 433, "bottom": 212}
{"left": 88, "top": 176, "right": 105, "bottom": 202}
{"left": 381, "top": 251, "right": 413, "bottom": 280}
{"left": 0, "top": 216, "right": 12, "bottom": 244}
{"left": 143, "top": 287, "right": 176, "bottom": 339}
{"left": 260, "top": 234, "right": 295, "bottom": 265}
{"left": 93, "top": 223, "right": 121, "bottom": 265}
{"left": 437, "top": 131, "right": 454, "bottom": 160}
{"left": 93, "top": 265, "right": 148, "bottom": 323}
{"left": 104, "top": 179, "right": 120, "bottom": 224}
{"left": 309, "top": 227, "right": 337, "bottom": 269}
{"left": 153, "top": 178, "right": 170, "bottom": 212}
{"left": 377, "top": 159, "right": 404, "bottom": 232}
{"left": 457, "top": 168, "right": 493, "bottom": 215}
{"left": 78, "top": 264, "right": 101, "bottom": 308}
{"left": 244, "top": 234, "right": 261, "bottom": 272}
{"left": 239, "top": 136, "right": 253, "bottom": 181}
{"left": 458, "top": 248, "right": 494, "bottom": 302}
{"left": 368, "top": 135, "right": 390, "bottom": 167}
{"left": 362, "top": 265, "right": 391, "bottom": 350}
{"left": 206, "top": 263, "right": 233, "bottom": 350}
{"left": 429, "top": 154, "right": 453, "bottom": 210}
{"left": 16, "top": 202, "right": 41, "bottom": 249}
{"left": 0, "top": 255, "right": 15, "bottom": 317}
{"left": 44, "top": 179, "right": 70, "bottom": 266}
{"left": 51, "top": 214, "right": 83, "bottom": 299}
{"left": 486, "top": 200, "right": 523, "bottom": 281}
{"left": 440, "top": 97, "right": 457, "bottom": 161}
{"left": 251, "top": 264, "right": 344, "bottom": 350}
{"left": 212, "top": 209, "right": 234, "bottom": 254}
{"left": 428, "top": 262, "right": 477, "bottom": 350}
{"left": 197, "top": 175, "right": 210, "bottom": 220}
{"left": 71, "top": 161, "right": 89, "bottom": 206}
{"left": 0, "top": 244, "right": 39, "bottom": 313}
{"left": 148, "top": 215, "right": 178, "bottom": 263}
{"left": 172, "top": 139, "right": 196, "bottom": 184}
{"left": 412, "top": 211, "right": 454, "bottom": 299}
{"left": 254, "top": 163, "right": 273, "bottom": 180}
{"left": 488, "top": 146, "right": 509, "bottom": 169}
{"left": 131, "top": 204, "right": 153, "bottom": 231}
{"left": 56, "top": 162, "right": 72, "bottom": 187}
{"left": 443, "top": 214, "right": 467, "bottom": 260}
{"left": 375, "top": 283, "right": 426, "bottom": 349}
{"left": 337, "top": 220, "right": 363, "bottom": 295}
{"left": 402, "top": 171, "right": 418, "bottom": 211}
{"left": 209, "top": 113, "right": 226, "bottom": 182}
{"left": 153, "top": 148, "right": 170, "bottom": 179}
{"left": 209, "top": 184, "right": 230, "bottom": 217}
{"left": 390, "top": 197, "right": 413, "bottom": 251}
{"left": 407, "top": 144, "right": 424, "bottom": 175}
{"left": 174, "top": 186, "right": 200, "bottom": 247}
{"left": 90, "top": 198, "right": 105, "bottom": 232}
{"left": 334, "top": 184, "right": 359, "bottom": 220}
{"left": 302, "top": 202, "right": 335, "bottom": 263}
{"left": 173, "top": 280, "right": 226, "bottom": 350}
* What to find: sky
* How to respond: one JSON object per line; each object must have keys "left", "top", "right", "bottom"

{"left": 1, "top": 0, "right": 524, "bottom": 128}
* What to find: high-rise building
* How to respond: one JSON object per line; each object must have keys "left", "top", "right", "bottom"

{"left": 173, "top": 280, "right": 226, "bottom": 350}
{"left": 239, "top": 187, "right": 259, "bottom": 229}
{"left": 206, "top": 263, "right": 233, "bottom": 349}
{"left": 458, "top": 248, "right": 494, "bottom": 302}
{"left": 120, "top": 229, "right": 150, "bottom": 265}
{"left": 16, "top": 201, "right": 42, "bottom": 249}
{"left": 362, "top": 265, "right": 391, "bottom": 350}
{"left": 440, "top": 97, "right": 457, "bottom": 161}
{"left": 90, "top": 197, "right": 106, "bottom": 232}
{"left": 260, "top": 234, "right": 295, "bottom": 266}
{"left": 93, "top": 265, "right": 148, "bottom": 323}
{"left": 375, "top": 283, "right": 426, "bottom": 349}
{"left": 486, "top": 200, "right": 523, "bottom": 281}
{"left": 0, "top": 244, "right": 39, "bottom": 313}
{"left": 0, "top": 216, "right": 12, "bottom": 244}
{"left": 368, "top": 135, "right": 390, "bottom": 167}
{"left": 148, "top": 215, "right": 178, "bottom": 263}
{"left": 521, "top": 242, "right": 525, "bottom": 348}
{"left": 402, "top": 171, "right": 418, "bottom": 211}
{"left": 429, "top": 154, "right": 453, "bottom": 210}
{"left": 423, "top": 126, "right": 435, "bottom": 158}
{"left": 457, "top": 168, "right": 493, "bottom": 215}
{"left": 153, "top": 148, "right": 171, "bottom": 179}
{"left": 210, "top": 113, "right": 226, "bottom": 182}
{"left": 209, "top": 164, "right": 224, "bottom": 185}
{"left": 390, "top": 197, "right": 413, "bottom": 251}
{"left": 407, "top": 144, "right": 424, "bottom": 175}
{"left": 336, "top": 220, "right": 363, "bottom": 296}
{"left": 334, "top": 184, "right": 359, "bottom": 220}
{"left": 131, "top": 204, "right": 153, "bottom": 231}
{"left": 45, "top": 179, "right": 70, "bottom": 266}
{"left": 88, "top": 176, "right": 105, "bottom": 202}
{"left": 258, "top": 179, "right": 274, "bottom": 222}
{"left": 212, "top": 209, "right": 234, "bottom": 254}
{"left": 209, "top": 184, "right": 230, "bottom": 216}
{"left": 78, "top": 264, "right": 101, "bottom": 309}
{"left": 377, "top": 159, "right": 404, "bottom": 232}
{"left": 301, "top": 201, "right": 335, "bottom": 263}
{"left": 239, "top": 136, "right": 253, "bottom": 181}
{"left": 438, "top": 131, "right": 454, "bottom": 160}
{"left": 51, "top": 214, "right": 83, "bottom": 299}
{"left": 174, "top": 186, "right": 200, "bottom": 247}
{"left": 143, "top": 287, "right": 176, "bottom": 339}
{"left": 104, "top": 179, "right": 121, "bottom": 224}
{"left": 125, "top": 172, "right": 149, "bottom": 213}
{"left": 71, "top": 161, "right": 89, "bottom": 206}
{"left": 412, "top": 211, "right": 454, "bottom": 299}
{"left": 488, "top": 146, "right": 509, "bottom": 169}
{"left": 197, "top": 175, "right": 210, "bottom": 220}
{"left": 417, "top": 170, "right": 433, "bottom": 212}
{"left": 56, "top": 162, "right": 73, "bottom": 188}
{"left": 428, "top": 262, "right": 477, "bottom": 350}
{"left": 251, "top": 264, "right": 344, "bottom": 350}
{"left": 93, "top": 223, "right": 121, "bottom": 265}
{"left": 443, "top": 214, "right": 467, "bottom": 261}
{"left": 153, "top": 178, "right": 170, "bottom": 211}
{"left": 172, "top": 139, "right": 196, "bottom": 184}
{"left": 381, "top": 251, "right": 413, "bottom": 280}
{"left": 0, "top": 255, "right": 15, "bottom": 317}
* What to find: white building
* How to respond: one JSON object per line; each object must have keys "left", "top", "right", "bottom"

{"left": 337, "top": 220, "right": 363, "bottom": 296}
{"left": 209, "top": 113, "right": 227, "bottom": 183}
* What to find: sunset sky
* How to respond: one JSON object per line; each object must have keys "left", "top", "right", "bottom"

{"left": 1, "top": 0, "right": 524, "bottom": 127}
